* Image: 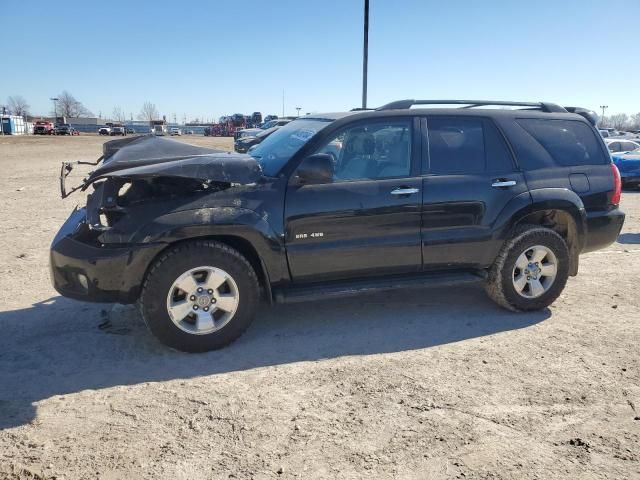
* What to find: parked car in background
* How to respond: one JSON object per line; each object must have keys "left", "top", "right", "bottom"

{"left": 611, "top": 147, "right": 640, "bottom": 188}
{"left": 110, "top": 126, "right": 126, "bottom": 136}
{"left": 234, "top": 126, "right": 279, "bottom": 153}
{"left": 51, "top": 99, "right": 624, "bottom": 352}
{"left": 236, "top": 118, "right": 292, "bottom": 139}
{"left": 170, "top": 128, "right": 182, "bottom": 136}
{"left": 125, "top": 127, "right": 136, "bottom": 134}
{"left": 604, "top": 138, "right": 640, "bottom": 154}
{"left": 599, "top": 129, "right": 610, "bottom": 138}
{"left": 34, "top": 121, "right": 55, "bottom": 135}
{"left": 54, "top": 124, "right": 72, "bottom": 135}
{"left": 98, "top": 127, "right": 111, "bottom": 136}
{"left": 251, "top": 112, "right": 263, "bottom": 126}
{"left": 185, "top": 130, "right": 194, "bottom": 135}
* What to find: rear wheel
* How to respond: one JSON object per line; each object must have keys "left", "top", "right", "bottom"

{"left": 485, "top": 225, "right": 569, "bottom": 311}
{"left": 140, "top": 241, "right": 259, "bottom": 352}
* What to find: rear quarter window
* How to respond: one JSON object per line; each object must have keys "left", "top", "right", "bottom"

{"left": 516, "top": 118, "right": 608, "bottom": 166}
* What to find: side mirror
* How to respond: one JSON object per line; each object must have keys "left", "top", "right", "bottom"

{"left": 296, "top": 153, "right": 334, "bottom": 184}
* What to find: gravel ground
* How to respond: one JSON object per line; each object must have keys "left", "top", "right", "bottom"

{"left": 0, "top": 135, "right": 638, "bottom": 480}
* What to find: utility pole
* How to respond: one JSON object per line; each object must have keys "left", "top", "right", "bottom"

{"left": 50, "top": 97, "right": 59, "bottom": 123}
{"left": 599, "top": 105, "right": 608, "bottom": 126}
{"left": 282, "top": 90, "right": 285, "bottom": 117}
{"left": 296, "top": 107, "right": 301, "bottom": 117}
{"left": 362, "top": 0, "right": 369, "bottom": 109}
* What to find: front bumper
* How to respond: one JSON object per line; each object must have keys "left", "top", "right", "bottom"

{"left": 50, "top": 208, "right": 167, "bottom": 303}
{"left": 582, "top": 207, "right": 625, "bottom": 253}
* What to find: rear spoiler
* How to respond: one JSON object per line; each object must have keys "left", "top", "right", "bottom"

{"left": 564, "top": 107, "right": 598, "bottom": 126}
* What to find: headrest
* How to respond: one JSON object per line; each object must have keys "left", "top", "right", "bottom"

{"left": 346, "top": 132, "right": 375, "bottom": 155}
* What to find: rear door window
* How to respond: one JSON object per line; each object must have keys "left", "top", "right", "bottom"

{"left": 426, "top": 117, "right": 514, "bottom": 174}
{"left": 516, "top": 119, "right": 608, "bottom": 166}
{"left": 621, "top": 142, "right": 638, "bottom": 152}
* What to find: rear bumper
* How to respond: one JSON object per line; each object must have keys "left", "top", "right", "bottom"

{"left": 50, "top": 208, "right": 166, "bottom": 303}
{"left": 582, "top": 207, "right": 625, "bottom": 253}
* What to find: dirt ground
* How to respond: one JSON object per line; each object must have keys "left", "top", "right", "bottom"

{"left": 0, "top": 134, "right": 638, "bottom": 480}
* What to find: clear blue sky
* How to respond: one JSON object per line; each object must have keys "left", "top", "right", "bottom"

{"left": 1, "top": 0, "right": 638, "bottom": 121}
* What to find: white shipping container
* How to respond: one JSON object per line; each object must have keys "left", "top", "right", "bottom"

{"left": 0, "top": 115, "right": 27, "bottom": 135}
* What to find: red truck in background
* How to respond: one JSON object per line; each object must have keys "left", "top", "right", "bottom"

{"left": 34, "top": 121, "right": 55, "bottom": 135}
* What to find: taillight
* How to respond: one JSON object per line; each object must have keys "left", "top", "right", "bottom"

{"left": 610, "top": 163, "right": 621, "bottom": 206}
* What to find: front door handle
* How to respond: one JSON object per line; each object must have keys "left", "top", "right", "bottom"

{"left": 491, "top": 179, "right": 517, "bottom": 188}
{"left": 390, "top": 187, "right": 420, "bottom": 196}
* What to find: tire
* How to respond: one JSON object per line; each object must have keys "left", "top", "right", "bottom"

{"left": 485, "top": 224, "right": 569, "bottom": 312}
{"left": 140, "top": 241, "right": 260, "bottom": 352}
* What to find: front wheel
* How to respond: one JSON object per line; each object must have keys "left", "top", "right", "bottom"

{"left": 485, "top": 225, "right": 569, "bottom": 312}
{"left": 140, "top": 241, "right": 260, "bottom": 352}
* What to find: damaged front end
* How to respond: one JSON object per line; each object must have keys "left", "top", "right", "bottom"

{"left": 51, "top": 135, "right": 264, "bottom": 303}
{"left": 60, "top": 135, "right": 262, "bottom": 198}
{"left": 82, "top": 175, "right": 219, "bottom": 241}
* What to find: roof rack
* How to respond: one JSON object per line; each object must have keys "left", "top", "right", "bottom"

{"left": 376, "top": 99, "right": 567, "bottom": 113}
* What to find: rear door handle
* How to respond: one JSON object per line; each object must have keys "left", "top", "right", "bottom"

{"left": 491, "top": 179, "right": 517, "bottom": 188}
{"left": 390, "top": 187, "right": 420, "bottom": 196}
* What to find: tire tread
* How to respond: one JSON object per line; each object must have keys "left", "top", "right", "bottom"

{"left": 485, "top": 224, "right": 568, "bottom": 312}
{"left": 139, "top": 240, "right": 259, "bottom": 352}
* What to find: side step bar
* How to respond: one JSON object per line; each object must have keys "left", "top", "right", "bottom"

{"left": 273, "top": 271, "right": 486, "bottom": 304}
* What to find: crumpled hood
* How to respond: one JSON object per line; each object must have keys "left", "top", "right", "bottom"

{"left": 86, "top": 135, "right": 263, "bottom": 185}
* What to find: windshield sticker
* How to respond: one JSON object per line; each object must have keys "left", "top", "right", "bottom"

{"left": 291, "top": 129, "right": 316, "bottom": 142}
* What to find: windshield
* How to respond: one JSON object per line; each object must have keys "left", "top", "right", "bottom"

{"left": 261, "top": 120, "right": 277, "bottom": 129}
{"left": 250, "top": 118, "right": 332, "bottom": 175}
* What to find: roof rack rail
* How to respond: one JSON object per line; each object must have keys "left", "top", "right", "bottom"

{"left": 376, "top": 99, "right": 567, "bottom": 113}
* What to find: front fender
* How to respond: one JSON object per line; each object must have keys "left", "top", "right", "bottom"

{"left": 132, "top": 206, "right": 289, "bottom": 285}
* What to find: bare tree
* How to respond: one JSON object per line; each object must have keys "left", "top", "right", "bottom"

{"left": 112, "top": 107, "right": 126, "bottom": 123}
{"left": 56, "top": 91, "right": 92, "bottom": 118}
{"left": 7, "top": 95, "right": 30, "bottom": 117}
{"left": 609, "top": 113, "right": 629, "bottom": 131}
{"left": 138, "top": 102, "right": 159, "bottom": 122}
{"left": 630, "top": 113, "right": 640, "bottom": 131}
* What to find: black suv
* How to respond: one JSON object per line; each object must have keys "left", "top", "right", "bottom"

{"left": 51, "top": 100, "right": 625, "bottom": 352}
